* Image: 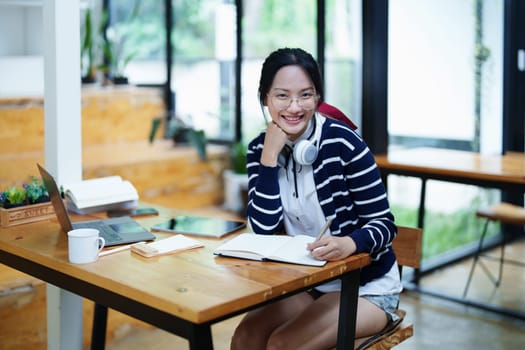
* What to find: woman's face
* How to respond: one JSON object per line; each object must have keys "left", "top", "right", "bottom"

{"left": 265, "top": 65, "right": 317, "bottom": 141}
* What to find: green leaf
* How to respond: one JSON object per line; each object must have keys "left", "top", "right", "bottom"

{"left": 186, "top": 129, "right": 207, "bottom": 160}
{"left": 149, "top": 118, "right": 162, "bottom": 143}
{"left": 6, "top": 186, "right": 26, "bottom": 205}
{"left": 231, "top": 142, "right": 247, "bottom": 174}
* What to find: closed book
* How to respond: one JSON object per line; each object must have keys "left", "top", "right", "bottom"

{"left": 131, "top": 234, "right": 204, "bottom": 258}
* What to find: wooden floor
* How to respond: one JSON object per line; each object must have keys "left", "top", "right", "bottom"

{"left": 102, "top": 239, "right": 525, "bottom": 350}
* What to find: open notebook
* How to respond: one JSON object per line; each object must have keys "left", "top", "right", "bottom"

{"left": 213, "top": 233, "right": 326, "bottom": 267}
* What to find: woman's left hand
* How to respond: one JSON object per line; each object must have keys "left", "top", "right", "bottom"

{"left": 307, "top": 236, "right": 356, "bottom": 261}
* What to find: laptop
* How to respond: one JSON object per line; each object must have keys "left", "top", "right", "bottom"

{"left": 37, "top": 164, "right": 156, "bottom": 246}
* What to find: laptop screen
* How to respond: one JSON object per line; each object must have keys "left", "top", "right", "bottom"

{"left": 37, "top": 163, "right": 74, "bottom": 232}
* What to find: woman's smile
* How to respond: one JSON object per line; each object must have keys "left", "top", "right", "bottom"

{"left": 268, "top": 65, "right": 316, "bottom": 140}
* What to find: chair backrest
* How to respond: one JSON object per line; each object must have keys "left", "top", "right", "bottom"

{"left": 353, "top": 226, "right": 421, "bottom": 350}
{"left": 392, "top": 226, "right": 423, "bottom": 269}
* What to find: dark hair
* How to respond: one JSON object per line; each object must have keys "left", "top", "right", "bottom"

{"left": 258, "top": 48, "right": 324, "bottom": 106}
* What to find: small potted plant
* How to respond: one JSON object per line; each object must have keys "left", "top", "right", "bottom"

{"left": 223, "top": 141, "right": 248, "bottom": 215}
{"left": 24, "top": 176, "right": 50, "bottom": 204}
{"left": 0, "top": 177, "right": 51, "bottom": 208}
{"left": 98, "top": 4, "right": 140, "bottom": 85}
{"left": 0, "top": 177, "right": 54, "bottom": 227}
{"left": 0, "top": 186, "right": 27, "bottom": 209}
{"left": 149, "top": 113, "right": 208, "bottom": 161}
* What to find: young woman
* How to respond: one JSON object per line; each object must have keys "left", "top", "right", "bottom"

{"left": 230, "top": 48, "right": 402, "bottom": 350}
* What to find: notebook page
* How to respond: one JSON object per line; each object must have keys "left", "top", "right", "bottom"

{"left": 268, "top": 235, "right": 326, "bottom": 266}
{"left": 214, "top": 233, "right": 292, "bottom": 260}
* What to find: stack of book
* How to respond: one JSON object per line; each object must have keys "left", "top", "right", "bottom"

{"left": 63, "top": 176, "right": 138, "bottom": 215}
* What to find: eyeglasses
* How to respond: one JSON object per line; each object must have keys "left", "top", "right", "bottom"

{"left": 268, "top": 91, "right": 319, "bottom": 111}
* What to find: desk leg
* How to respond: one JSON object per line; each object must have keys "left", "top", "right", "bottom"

{"left": 91, "top": 303, "right": 108, "bottom": 350}
{"left": 413, "top": 177, "right": 428, "bottom": 285}
{"left": 188, "top": 324, "right": 213, "bottom": 350}
{"left": 336, "top": 269, "right": 360, "bottom": 350}
{"left": 417, "top": 178, "right": 427, "bottom": 230}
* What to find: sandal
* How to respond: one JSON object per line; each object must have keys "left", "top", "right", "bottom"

{"left": 355, "top": 309, "right": 406, "bottom": 350}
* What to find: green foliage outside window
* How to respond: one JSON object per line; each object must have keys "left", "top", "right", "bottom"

{"left": 173, "top": 0, "right": 217, "bottom": 57}
{"left": 246, "top": 0, "right": 316, "bottom": 56}
{"left": 391, "top": 189, "right": 499, "bottom": 261}
{"left": 107, "top": 0, "right": 318, "bottom": 60}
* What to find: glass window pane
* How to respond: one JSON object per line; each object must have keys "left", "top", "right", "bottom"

{"left": 388, "top": 0, "right": 503, "bottom": 154}
{"left": 172, "top": 0, "right": 237, "bottom": 141}
{"left": 110, "top": 0, "right": 166, "bottom": 84}
{"left": 325, "top": 0, "right": 362, "bottom": 129}
{"left": 387, "top": 0, "right": 504, "bottom": 262}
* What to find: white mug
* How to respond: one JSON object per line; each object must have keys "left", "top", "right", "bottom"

{"left": 67, "top": 228, "right": 105, "bottom": 264}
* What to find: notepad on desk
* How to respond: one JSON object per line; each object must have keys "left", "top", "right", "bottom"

{"left": 131, "top": 234, "right": 204, "bottom": 258}
{"left": 213, "top": 233, "right": 326, "bottom": 267}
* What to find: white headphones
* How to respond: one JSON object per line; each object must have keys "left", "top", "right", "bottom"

{"left": 277, "top": 118, "right": 318, "bottom": 168}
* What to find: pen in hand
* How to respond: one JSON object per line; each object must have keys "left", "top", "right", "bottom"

{"left": 315, "top": 218, "right": 333, "bottom": 242}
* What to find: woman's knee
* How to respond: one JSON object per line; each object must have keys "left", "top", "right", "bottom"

{"left": 231, "top": 316, "right": 265, "bottom": 349}
{"left": 231, "top": 322, "right": 249, "bottom": 348}
{"left": 266, "top": 331, "right": 289, "bottom": 350}
{"left": 232, "top": 326, "right": 287, "bottom": 350}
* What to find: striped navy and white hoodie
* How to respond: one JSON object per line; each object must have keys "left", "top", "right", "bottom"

{"left": 246, "top": 116, "right": 397, "bottom": 286}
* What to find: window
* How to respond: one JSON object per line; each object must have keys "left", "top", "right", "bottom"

{"left": 387, "top": 0, "right": 505, "bottom": 260}
{"left": 325, "top": 0, "right": 362, "bottom": 129}
{"left": 171, "top": 1, "right": 237, "bottom": 141}
{"left": 388, "top": 0, "right": 503, "bottom": 153}
{"left": 104, "top": 0, "right": 363, "bottom": 144}
{"left": 109, "top": 0, "right": 166, "bottom": 84}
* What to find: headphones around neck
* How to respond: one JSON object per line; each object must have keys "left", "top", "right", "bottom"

{"left": 277, "top": 118, "right": 318, "bottom": 168}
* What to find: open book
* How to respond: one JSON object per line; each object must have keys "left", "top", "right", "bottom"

{"left": 63, "top": 176, "right": 139, "bottom": 214}
{"left": 213, "top": 233, "right": 326, "bottom": 267}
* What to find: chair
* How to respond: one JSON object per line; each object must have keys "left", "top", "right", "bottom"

{"left": 463, "top": 202, "right": 525, "bottom": 298}
{"left": 318, "top": 101, "right": 358, "bottom": 130}
{"left": 355, "top": 225, "right": 423, "bottom": 350}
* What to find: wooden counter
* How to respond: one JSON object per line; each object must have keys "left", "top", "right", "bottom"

{"left": 0, "top": 86, "right": 164, "bottom": 155}
{"left": 0, "top": 86, "right": 231, "bottom": 209}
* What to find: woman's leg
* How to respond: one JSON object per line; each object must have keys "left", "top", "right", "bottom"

{"left": 230, "top": 292, "right": 314, "bottom": 350}
{"left": 265, "top": 294, "right": 389, "bottom": 350}
{"left": 231, "top": 291, "right": 389, "bottom": 350}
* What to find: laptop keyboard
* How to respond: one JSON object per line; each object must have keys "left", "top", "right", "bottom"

{"left": 72, "top": 222, "right": 122, "bottom": 243}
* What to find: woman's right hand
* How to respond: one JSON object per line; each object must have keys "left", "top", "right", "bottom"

{"left": 308, "top": 236, "right": 357, "bottom": 261}
{"left": 260, "top": 122, "right": 289, "bottom": 167}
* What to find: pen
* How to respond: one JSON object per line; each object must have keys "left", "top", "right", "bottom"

{"left": 316, "top": 218, "right": 333, "bottom": 241}
{"left": 99, "top": 241, "right": 145, "bottom": 257}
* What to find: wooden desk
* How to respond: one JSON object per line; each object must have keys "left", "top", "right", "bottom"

{"left": 0, "top": 206, "right": 370, "bottom": 349}
{"left": 375, "top": 147, "right": 525, "bottom": 229}
{"left": 375, "top": 147, "right": 525, "bottom": 320}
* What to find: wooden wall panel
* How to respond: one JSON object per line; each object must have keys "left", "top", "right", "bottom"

{"left": 0, "top": 86, "right": 164, "bottom": 155}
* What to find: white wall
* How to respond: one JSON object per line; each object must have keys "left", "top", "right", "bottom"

{"left": 0, "top": 3, "right": 44, "bottom": 97}
{"left": 0, "top": 56, "right": 44, "bottom": 97}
